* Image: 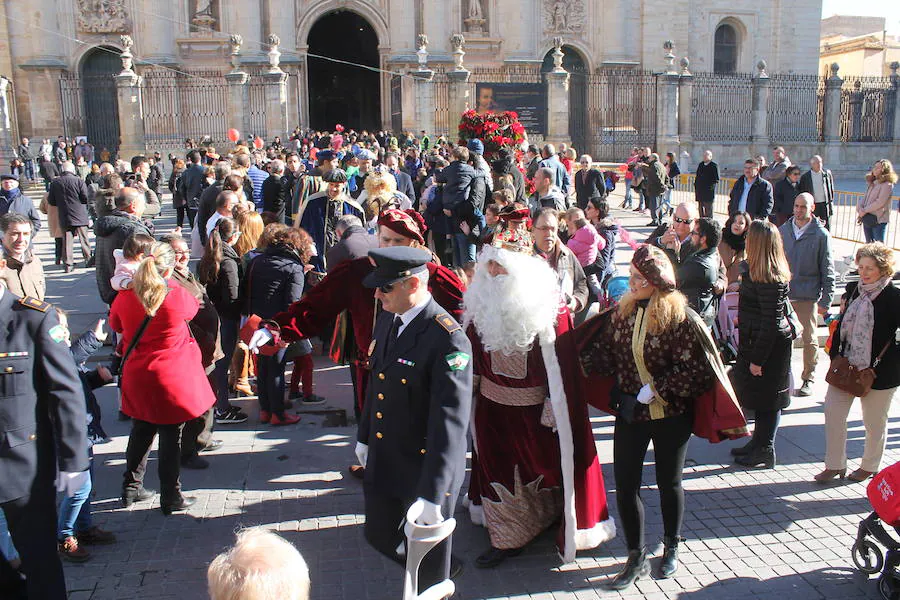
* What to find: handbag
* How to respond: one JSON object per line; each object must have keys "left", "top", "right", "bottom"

{"left": 825, "top": 341, "right": 891, "bottom": 398}
{"left": 239, "top": 314, "right": 284, "bottom": 357}
{"left": 861, "top": 213, "right": 879, "bottom": 229}
{"left": 784, "top": 299, "right": 802, "bottom": 341}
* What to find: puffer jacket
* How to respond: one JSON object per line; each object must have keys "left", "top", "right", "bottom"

{"left": 435, "top": 161, "right": 474, "bottom": 214}
{"left": 205, "top": 243, "right": 243, "bottom": 321}
{"left": 245, "top": 244, "right": 306, "bottom": 319}
{"left": 566, "top": 223, "right": 604, "bottom": 268}
{"left": 94, "top": 210, "right": 152, "bottom": 305}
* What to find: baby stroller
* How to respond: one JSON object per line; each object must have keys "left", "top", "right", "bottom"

{"left": 852, "top": 462, "right": 900, "bottom": 599}
{"left": 712, "top": 291, "right": 739, "bottom": 363}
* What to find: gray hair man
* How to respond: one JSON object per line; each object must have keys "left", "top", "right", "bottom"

{"left": 778, "top": 191, "right": 835, "bottom": 396}
{"left": 262, "top": 158, "right": 289, "bottom": 224}
{"left": 208, "top": 528, "right": 310, "bottom": 600}
{"left": 325, "top": 214, "right": 375, "bottom": 271}
{"left": 798, "top": 154, "right": 835, "bottom": 231}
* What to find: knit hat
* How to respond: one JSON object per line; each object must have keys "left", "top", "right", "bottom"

{"left": 466, "top": 139, "right": 484, "bottom": 155}
{"left": 377, "top": 208, "right": 425, "bottom": 244}
{"left": 631, "top": 245, "right": 676, "bottom": 292}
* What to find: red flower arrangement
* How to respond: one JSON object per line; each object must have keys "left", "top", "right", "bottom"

{"left": 457, "top": 110, "right": 527, "bottom": 159}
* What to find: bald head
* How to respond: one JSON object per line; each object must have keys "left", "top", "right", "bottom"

{"left": 672, "top": 202, "right": 698, "bottom": 239}
{"left": 794, "top": 192, "right": 814, "bottom": 225}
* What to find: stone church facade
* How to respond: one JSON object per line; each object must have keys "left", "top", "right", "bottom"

{"left": 0, "top": 0, "right": 824, "bottom": 160}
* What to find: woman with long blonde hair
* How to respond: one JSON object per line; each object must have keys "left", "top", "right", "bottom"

{"left": 109, "top": 241, "right": 215, "bottom": 515}
{"left": 730, "top": 220, "right": 792, "bottom": 469}
{"left": 858, "top": 158, "right": 897, "bottom": 243}
{"left": 233, "top": 210, "right": 264, "bottom": 258}
{"left": 356, "top": 167, "right": 412, "bottom": 228}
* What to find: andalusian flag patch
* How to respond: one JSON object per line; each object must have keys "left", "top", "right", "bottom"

{"left": 445, "top": 352, "right": 470, "bottom": 371}
{"left": 49, "top": 325, "right": 67, "bottom": 344}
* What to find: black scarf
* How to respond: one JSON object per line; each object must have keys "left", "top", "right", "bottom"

{"left": 721, "top": 228, "right": 746, "bottom": 253}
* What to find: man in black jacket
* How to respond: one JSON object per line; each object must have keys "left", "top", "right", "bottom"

{"left": 262, "top": 159, "right": 288, "bottom": 224}
{"left": 728, "top": 158, "right": 774, "bottom": 219}
{"left": 574, "top": 154, "right": 606, "bottom": 210}
{"left": 797, "top": 155, "right": 835, "bottom": 230}
{"left": 693, "top": 150, "right": 719, "bottom": 218}
{"left": 94, "top": 188, "right": 152, "bottom": 306}
{"left": 325, "top": 214, "right": 376, "bottom": 271}
{"left": 179, "top": 150, "right": 206, "bottom": 227}
{"left": 383, "top": 152, "right": 416, "bottom": 201}
{"left": 771, "top": 165, "right": 801, "bottom": 227}
{"left": 48, "top": 162, "right": 91, "bottom": 272}
{"left": 676, "top": 217, "right": 721, "bottom": 327}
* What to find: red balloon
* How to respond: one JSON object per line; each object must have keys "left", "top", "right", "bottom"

{"left": 227, "top": 128, "right": 240, "bottom": 143}
{"left": 253, "top": 136, "right": 264, "bottom": 149}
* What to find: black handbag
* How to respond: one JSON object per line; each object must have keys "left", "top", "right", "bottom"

{"left": 610, "top": 387, "right": 639, "bottom": 424}
{"left": 861, "top": 213, "right": 879, "bottom": 228}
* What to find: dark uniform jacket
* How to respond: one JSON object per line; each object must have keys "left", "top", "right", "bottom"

{"left": 0, "top": 291, "right": 88, "bottom": 504}
{"left": 358, "top": 297, "right": 473, "bottom": 506}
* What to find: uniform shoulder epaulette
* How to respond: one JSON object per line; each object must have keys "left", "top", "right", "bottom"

{"left": 434, "top": 312, "right": 461, "bottom": 334}
{"left": 19, "top": 296, "right": 51, "bottom": 312}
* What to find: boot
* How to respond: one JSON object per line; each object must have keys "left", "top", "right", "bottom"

{"left": 658, "top": 536, "right": 684, "bottom": 578}
{"left": 735, "top": 445, "right": 776, "bottom": 469}
{"left": 230, "top": 343, "right": 253, "bottom": 396}
{"left": 730, "top": 439, "right": 756, "bottom": 456}
{"left": 606, "top": 549, "right": 650, "bottom": 591}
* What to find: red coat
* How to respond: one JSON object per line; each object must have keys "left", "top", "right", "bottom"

{"left": 109, "top": 283, "right": 215, "bottom": 425}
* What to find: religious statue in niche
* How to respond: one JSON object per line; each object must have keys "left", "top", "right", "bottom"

{"left": 464, "top": 0, "right": 487, "bottom": 35}
{"left": 543, "top": 0, "right": 585, "bottom": 34}
{"left": 191, "top": 0, "right": 220, "bottom": 33}
{"left": 76, "top": 0, "right": 130, "bottom": 33}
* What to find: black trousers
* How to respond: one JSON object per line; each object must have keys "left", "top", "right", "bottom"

{"left": 62, "top": 225, "right": 91, "bottom": 267}
{"left": 751, "top": 408, "right": 781, "bottom": 449}
{"left": 813, "top": 202, "right": 831, "bottom": 231}
{"left": 363, "top": 485, "right": 451, "bottom": 591}
{"left": 180, "top": 408, "right": 214, "bottom": 462}
{"left": 175, "top": 206, "right": 188, "bottom": 228}
{"left": 613, "top": 413, "right": 693, "bottom": 551}
{"left": 2, "top": 484, "right": 68, "bottom": 599}
{"left": 698, "top": 200, "right": 714, "bottom": 219}
{"left": 123, "top": 419, "right": 185, "bottom": 506}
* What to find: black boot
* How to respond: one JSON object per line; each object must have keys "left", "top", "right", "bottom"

{"left": 735, "top": 445, "right": 775, "bottom": 468}
{"left": 658, "top": 536, "right": 685, "bottom": 578}
{"left": 606, "top": 549, "right": 650, "bottom": 591}
{"left": 730, "top": 439, "right": 756, "bottom": 456}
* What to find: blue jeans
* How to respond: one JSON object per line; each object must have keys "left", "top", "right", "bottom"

{"left": 623, "top": 183, "right": 633, "bottom": 207}
{"left": 213, "top": 318, "right": 239, "bottom": 412}
{"left": 23, "top": 159, "right": 35, "bottom": 181}
{"left": 58, "top": 459, "right": 93, "bottom": 540}
{"left": 661, "top": 188, "right": 673, "bottom": 214}
{"left": 257, "top": 347, "right": 287, "bottom": 416}
{"left": 864, "top": 222, "right": 887, "bottom": 243}
{"left": 0, "top": 508, "right": 18, "bottom": 562}
{"left": 452, "top": 233, "right": 475, "bottom": 267}
{"left": 638, "top": 189, "right": 646, "bottom": 211}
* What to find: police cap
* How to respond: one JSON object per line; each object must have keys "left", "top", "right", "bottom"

{"left": 363, "top": 247, "right": 431, "bottom": 289}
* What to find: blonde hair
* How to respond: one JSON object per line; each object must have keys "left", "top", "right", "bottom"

{"left": 745, "top": 220, "right": 791, "bottom": 284}
{"left": 856, "top": 242, "right": 896, "bottom": 279}
{"left": 618, "top": 288, "right": 688, "bottom": 335}
{"left": 234, "top": 211, "right": 264, "bottom": 257}
{"left": 874, "top": 159, "right": 898, "bottom": 185}
{"left": 132, "top": 241, "right": 175, "bottom": 316}
{"left": 208, "top": 528, "right": 310, "bottom": 600}
{"left": 362, "top": 171, "right": 398, "bottom": 222}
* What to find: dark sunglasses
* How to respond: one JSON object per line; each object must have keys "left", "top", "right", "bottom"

{"left": 673, "top": 216, "right": 692, "bottom": 224}
{"left": 378, "top": 282, "right": 397, "bottom": 294}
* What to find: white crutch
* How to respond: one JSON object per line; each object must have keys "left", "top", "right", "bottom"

{"left": 402, "top": 502, "right": 456, "bottom": 600}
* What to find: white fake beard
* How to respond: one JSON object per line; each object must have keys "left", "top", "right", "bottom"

{"left": 463, "top": 247, "right": 560, "bottom": 354}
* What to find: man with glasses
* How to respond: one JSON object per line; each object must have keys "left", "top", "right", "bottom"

{"left": 650, "top": 202, "right": 698, "bottom": 265}
{"left": 771, "top": 165, "right": 801, "bottom": 227}
{"left": 532, "top": 208, "right": 587, "bottom": 318}
{"left": 676, "top": 217, "right": 722, "bottom": 327}
{"left": 728, "top": 158, "right": 773, "bottom": 220}
{"left": 574, "top": 154, "right": 606, "bottom": 210}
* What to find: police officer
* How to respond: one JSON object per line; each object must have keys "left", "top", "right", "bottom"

{"left": 0, "top": 288, "right": 88, "bottom": 599}
{"left": 355, "top": 246, "right": 473, "bottom": 589}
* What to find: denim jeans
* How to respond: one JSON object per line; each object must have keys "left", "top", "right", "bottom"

{"left": 0, "top": 508, "right": 18, "bottom": 562}
{"left": 257, "top": 347, "right": 288, "bottom": 416}
{"left": 23, "top": 159, "right": 35, "bottom": 181}
{"left": 452, "top": 233, "right": 475, "bottom": 267}
{"left": 58, "top": 459, "right": 93, "bottom": 540}
{"left": 623, "top": 182, "right": 633, "bottom": 207}
{"left": 864, "top": 222, "right": 887, "bottom": 243}
{"left": 213, "top": 318, "right": 239, "bottom": 412}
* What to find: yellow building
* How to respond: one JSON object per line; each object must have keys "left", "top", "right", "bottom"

{"left": 819, "top": 16, "right": 900, "bottom": 77}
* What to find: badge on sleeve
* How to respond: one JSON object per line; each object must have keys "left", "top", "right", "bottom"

{"left": 445, "top": 351, "right": 470, "bottom": 371}
{"left": 49, "top": 325, "right": 67, "bottom": 344}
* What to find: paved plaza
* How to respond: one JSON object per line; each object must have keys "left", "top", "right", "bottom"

{"left": 27, "top": 185, "right": 898, "bottom": 600}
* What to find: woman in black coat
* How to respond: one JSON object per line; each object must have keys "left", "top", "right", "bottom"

{"left": 815, "top": 243, "right": 900, "bottom": 483}
{"left": 731, "top": 220, "right": 793, "bottom": 469}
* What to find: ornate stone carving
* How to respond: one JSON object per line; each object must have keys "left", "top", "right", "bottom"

{"left": 416, "top": 34, "right": 429, "bottom": 51}
{"left": 228, "top": 34, "right": 243, "bottom": 72}
{"left": 191, "top": 0, "right": 219, "bottom": 33}
{"left": 267, "top": 34, "right": 282, "bottom": 73}
{"left": 450, "top": 34, "right": 467, "bottom": 72}
{"left": 551, "top": 37, "right": 565, "bottom": 73}
{"left": 119, "top": 34, "right": 135, "bottom": 73}
{"left": 543, "top": 0, "right": 585, "bottom": 34}
{"left": 679, "top": 57, "right": 691, "bottom": 76}
{"left": 416, "top": 34, "right": 429, "bottom": 70}
{"left": 76, "top": 0, "right": 130, "bottom": 33}
{"left": 465, "top": 0, "right": 486, "bottom": 34}
{"left": 756, "top": 59, "right": 769, "bottom": 79}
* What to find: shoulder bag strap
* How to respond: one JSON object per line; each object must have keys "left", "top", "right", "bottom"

{"left": 119, "top": 290, "right": 169, "bottom": 372}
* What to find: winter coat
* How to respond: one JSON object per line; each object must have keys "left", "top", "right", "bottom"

{"left": 0, "top": 251, "right": 45, "bottom": 300}
{"left": 245, "top": 244, "right": 306, "bottom": 319}
{"left": 528, "top": 186, "right": 567, "bottom": 217}
{"left": 0, "top": 187, "right": 41, "bottom": 233}
{"left": 48, "top": 172, "right": 91, "bottom": 228}
{"left": 180, "top": 163, "right": 207, "bottom": 209}
{"left": 205, "top": 243, "right": 243, "bottom": 322}
{"left": 859, "top": 178, "right": 895, "bottom": 225}
{"left": 778, "top": 218, "right": 835, "bottom": 309}
{"left": 262, "top": 175, "right": 289, "bottom": 224}
{"left": 717, "top": 234, "right": 745, "bottom": 287}
{"left": 110, "top": 283, "right": 215, "bottom": 425}
{"left": 694, "top": 161, "right": 719, "bottom": 204}
{"left": 728, "top": 176, "right": 774, "bottom": 220}
{"left": 594, "top": 219, "right": 619, "bottom": 280}
{"left": 772, "top": 178, "right": 800, "bottom": 220}
{"left": 676, "top": 246, "right": 719, "bottom": 326}
{"left": 325, "top": 225, "right": 377, "bottom": 271}
{"left": 435, "top": 161, "right": 475, "bottom": 214}
{"left": 641, "top": 158, "right": 668, "bottom": 198}
{"left": 539, "top": 155, "right": 571, "bottom": 194}
{"left": 39, "top": 192, "right": 62, "bottom": 238}
{"left": 171, "top": 268, "right": 223, "bottom": 372}
{"left": 566, "top": 223, "right": 604, "bottom": 267}
{"left": 168, "top": 167, "right": 186, "bottom": 209}
{"left": 574, "top": 168, "right": 606, "bottom": 209}
{"left": 93, "top": 210, "right": 152, "bottom": 305}
{"left": 733, "top": 264, "right": 792, "bottom": 409}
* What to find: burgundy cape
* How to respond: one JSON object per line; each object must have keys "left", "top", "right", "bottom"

{"left": 556, "top": 307, "right": 749, "bottom": 443}
{"left": 274, "top": 257, "right": 464, "bottom": 411}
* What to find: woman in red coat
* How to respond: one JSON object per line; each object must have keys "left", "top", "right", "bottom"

{"left": 110, "top": 241, "right": 215, "bottom": 515}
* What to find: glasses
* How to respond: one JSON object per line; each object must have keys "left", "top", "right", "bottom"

{"left": 173, "top": 250, "right": 188, "bottom": 256}
{"left": 673, "top": 216, "right": 692, "bottom": 224}
{"left": 690, "top": 230, "right": 702, "bottom": 237}
{"left": 378, "top": 282, "right": 397, "bottom": 294}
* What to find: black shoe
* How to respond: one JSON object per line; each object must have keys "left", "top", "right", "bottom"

{"left": 735, "top": 445, "right": 776, "bottom": 469}
{"left": 120, "top": 487, "right": 156, "bottom": 507}
{"left": 796, "top": 379, "right": 813, "bottom": 397}
{"left": 647, "top": 221, "right": 659, "bottom": 227}
{"left": 180, "top": 455, "right": 209, "bottom": 470}
{"left": 301, "top": 393, "right": 327, "bottom": 406}
{"left": 161, "top": 496, "right": 196, "bottom": 516}
{"left": 475, "top": 546, "right": 523, "bottom": 568}
{"left": 215, "top": 407, "right": 248, "bottom": 424}
{"left": 606, "top": 549, "right": 650, "bottom": 591}
{"left": 200, "top": 439, "right": 224, "bottom": 453}
{"left": 658, "top": 536, "right": 684, "bottom": 579}
{"left": 64, "top": 265, "right": 73, "bottom": 273}
{"left": 730, "top": 439, "right": 756, "bottom": 456}
{"left": 84, "top": 255, "right": 95, "bottom": 268}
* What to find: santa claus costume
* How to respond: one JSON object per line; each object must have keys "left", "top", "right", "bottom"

{"left": 464, "top": 228, "right": 615, "bottom": 568}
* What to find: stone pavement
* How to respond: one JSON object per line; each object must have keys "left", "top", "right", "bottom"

{"left": 20, "top": 184, "right": 897, "bottom": 599}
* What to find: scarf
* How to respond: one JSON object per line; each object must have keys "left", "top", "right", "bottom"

{"left": 840, "top": 277, "right": 891, "bottom": 369}
{"left": 721, "top": 228, "right": 746, "bottom": 253}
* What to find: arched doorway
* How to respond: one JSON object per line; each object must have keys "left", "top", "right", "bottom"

{"left": 307, "top": 10, "right": 380, "bottom": 131}
{"left": 79, "top": 48, "right": 121, "bottom": 155}
{"left": 541, "top": 46, "right": 588, "bottom": 156}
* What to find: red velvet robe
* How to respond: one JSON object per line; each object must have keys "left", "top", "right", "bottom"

{"left": 273, "top": 257, "right": 464, "bottom": 410}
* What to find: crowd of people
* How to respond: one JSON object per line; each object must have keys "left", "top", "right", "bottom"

{"left": 0, "top": 124, "right": 897, "bottom": 600}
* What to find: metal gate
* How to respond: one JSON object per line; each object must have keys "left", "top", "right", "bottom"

{"left": 586, "top": 69, "right": 657, "bottom": 161}
{"left": 59, "top": 72, "right": 120, "bottom": 156}
{"left": 390, "top": 75, "right": 402, "bottom": 134}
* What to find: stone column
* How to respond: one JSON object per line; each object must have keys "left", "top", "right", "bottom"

{"left": 751, "top": 60, "right": 771, "bottom": 147}
{"left": 263, "top": 35, "right": 289, "bottom": 141}
{"left": 655, "top": 41, "right": 679, "bottom": 152}
{"left": 447, "top": 34, "right": 471, "bottom": 127}
{"left": 677, "top": 58, "right": 693, "bottom": 148}
{"left": 225, "top": 35, "right": 250, "bottom": 136}
{"left": 823, "top": 63, "right": 843, "bottom": 143}
{"left": 0, "top": 77, "right": 14, "bottom": 166}
{"left": 546, "top": 38, "right": 570, "bottom": 143}
{"left": 115, "top": 37, "right": 146, "bottom": 158}
{"left": 412, "top": 35, "right": 435, "bottom": 136}
{"left": 890, "top": 61, "right": 900, "bottom": 143}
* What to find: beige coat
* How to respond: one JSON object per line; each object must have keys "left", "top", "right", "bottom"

{"left": 859, "top": 177, "right": 894, "bottom": 224}
{"left": 0, "top": 252, "right": 46, "bottom": 300}
{"left": 39, "top": 193, "right": 62, "bottom": 238}
{"left": 718, "top": 238, "right": 745, "bottom": 287}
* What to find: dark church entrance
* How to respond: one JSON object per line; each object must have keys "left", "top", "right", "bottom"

{"left": 307, "top": 10, "right": 381, "bottom": 131}
{"left": 75, "top": 47, "right": 121, "bottom": 155}
{"left": 541, "top": 46, "right": 588, "bottom": 157}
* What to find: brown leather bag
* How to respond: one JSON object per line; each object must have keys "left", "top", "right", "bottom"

{"left": 825, "top": 342, "right": 891, "bottom": 398}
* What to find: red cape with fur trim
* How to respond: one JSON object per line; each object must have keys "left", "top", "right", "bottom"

{"left": 556, "top": 308, "right": 749, "bottom": 443}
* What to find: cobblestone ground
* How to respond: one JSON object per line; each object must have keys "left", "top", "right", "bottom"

{"left": 28, "top": 185, "right": 896, "bottom": 599}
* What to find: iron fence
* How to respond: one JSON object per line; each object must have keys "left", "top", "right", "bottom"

{"left": 58, "top": 72, "right": 121, "bottom": 155}
{"left": 433, "top": 70, "right": 451, "bottom": 136}
{"left": 141, "top": 68, "right": 229, "bottom": 148}
{"left": 586, "top": 69, "right": 657, "bottom": 162}
{"left": 246, "top": 78, "right": 268, "bottom": 139}
{"left": 840, "top": 76, "right": 898, "bottom": 142}
{"left": 767, "top": 73, "right": 824, "bottom": 143}
{"left": 689, "top": 72, "right": 754, "bottom": 141}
